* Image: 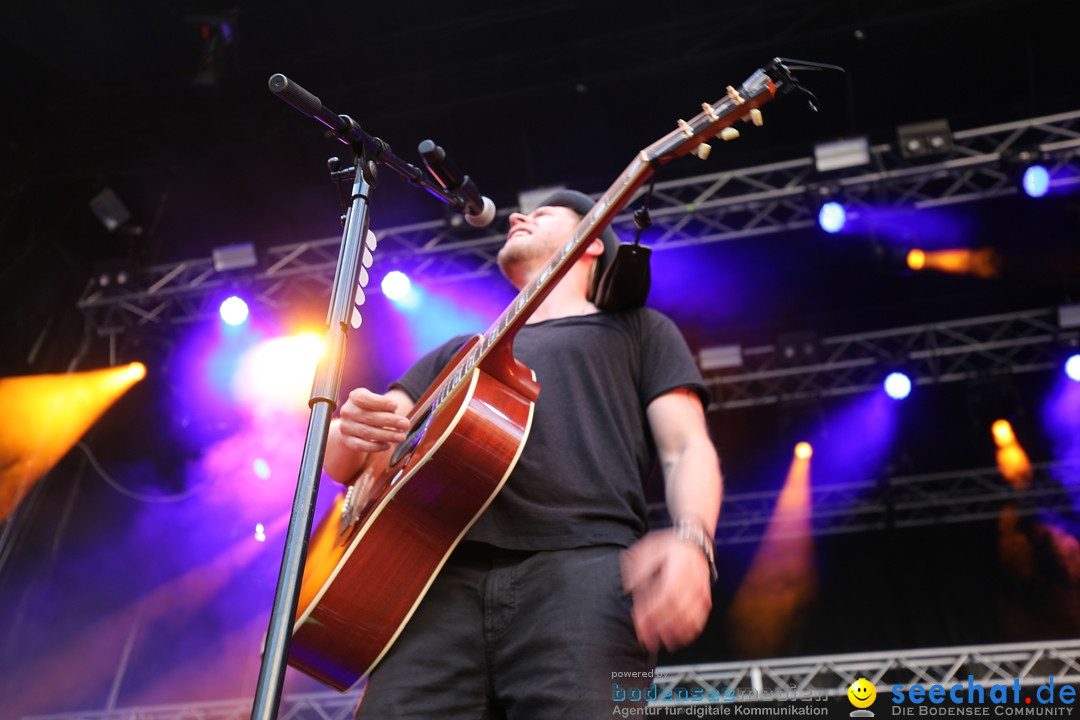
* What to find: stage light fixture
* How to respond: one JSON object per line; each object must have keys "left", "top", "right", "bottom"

{"left": 219, "top": 295, "right": 249, "bottom": 326}
{"left": 698, "top": 344, "right": 743, "bottom": 371}
{"left": 794, "top": 442, "right": 813, "bottom": 460}
{"left": 1066, "top": 354, "right": 1080, "bottom": 382}
{"left": 1002, "top": 148, "right": 1054, "bottom": 199}
{"left": 884, "top": 372, "right": 912, "bottom": 400}
{"left": 1021, "top": 164, "right": 1051, "bottom": 198}
{"left": 818, "top": 201, "right": 847, "bottom": 234}
{"left": 991, "top": 418, "right": 1032, "bottom": 489}
{"left": 381, "top": 271, "right": 412, "bottom": 301}
{"left": 777, "top": 331, "right": 820, "bottom": 366}
{"left": 992, "top": 419, "right": 1016, "bottom": 446}
{"left": 896, "top": 119, "right": 953, "bottom": 159}
{"left": 903, "top": 247, "right": 1001, "bottom": 279}
{"left": 1059, "top": 303, "right": 1080, "bottom": 330}
{"left": 89, "top": 187, "right": 133, "bottom": 232}
{"left": 212, "top": 243, "right": 258, "bottom": 272}
{"left": 813, "top": 137, "right": 870, "bottom": 173}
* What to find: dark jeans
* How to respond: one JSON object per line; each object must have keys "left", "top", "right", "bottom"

{"left": 354, "top": 542, "right": 652, "bottom": 719}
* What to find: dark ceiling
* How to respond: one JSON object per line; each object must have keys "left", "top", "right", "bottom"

{"left": 2, "top": 0, "right": 1079, "bottom": 375}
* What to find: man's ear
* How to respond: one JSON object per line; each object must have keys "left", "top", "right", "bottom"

{"left": 584, "top": 236, "right": 605, "bottom": 258}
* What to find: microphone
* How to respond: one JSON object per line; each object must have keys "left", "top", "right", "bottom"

{"left": 418, "top": 140, "right": 497, "bottom": 227}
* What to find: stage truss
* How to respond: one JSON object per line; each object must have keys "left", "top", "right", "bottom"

{"left": 21, "top": 640, "right": 1080, "bottom": 719}
{"left": 76, "top": 109, "right": 1080, "bottom": 334}
{"left": 705, "top": 306, "right": 1080, "bottom": 410}
{"left": 653, "top": 640, "right": 1080, "bottom": 706}
{"left": 647, "top": 458, "right": 1080, "bottom": 546}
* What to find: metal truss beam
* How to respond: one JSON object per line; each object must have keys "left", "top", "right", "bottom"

{"left": 648, "top": 460, "right": 1080, "bottom": 546}
{"left": 706, "top": 307, "right": 1080, "bottom": 410}
{"left": 22, "top": 640, "right": 1080, "bottom": 719}
{"left": 77, "top": 110, "right": 1080, "bottom": 334}
{"left": 654, "top": 639, "right": 1080, "bottom": 706}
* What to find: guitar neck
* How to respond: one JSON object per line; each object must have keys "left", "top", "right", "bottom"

{"left": 425, "top": 61, "right": 788, "bottom": 415}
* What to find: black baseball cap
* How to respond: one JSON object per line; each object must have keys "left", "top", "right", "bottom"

{"left": 534, "top": 189, "right": 619, "bottom": 294}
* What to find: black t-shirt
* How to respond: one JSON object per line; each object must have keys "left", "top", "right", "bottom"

{"left": 391, "top": 307, "right": 708, "bottom": 552}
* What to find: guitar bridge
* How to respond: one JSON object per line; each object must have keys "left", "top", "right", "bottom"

{"left": 340, "top": 468, "right": 375, "bottom": 535}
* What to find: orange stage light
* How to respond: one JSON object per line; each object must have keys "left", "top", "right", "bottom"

{"left": 906, "top": 247, "right": 1001, "bottom": 278}
{"left": 0, "top": 362, "right": 146, "bottom": 520}
{"left": 726, "top": 454, "right": 817, "bottom": 657}
{"left": 991, "top": 419, "right": 1016, "bottom": 447}
{"left": 990, "top": 420, "right": 1032, "bottom": 489}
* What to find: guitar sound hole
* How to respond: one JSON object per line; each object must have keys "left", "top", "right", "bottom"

{"left": 390, "top": 406, "right": 432, "bottom": 467}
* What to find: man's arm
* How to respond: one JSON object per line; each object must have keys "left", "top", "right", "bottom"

{"left": 323, "top": 387, "right": 415, "bottom": 483}
{"left": 622, "top": 387, "right": 722, "bottom": 653}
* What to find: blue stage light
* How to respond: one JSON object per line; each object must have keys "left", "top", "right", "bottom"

{"left": 1066, "top": 354, "right": 1080, "bottom": 382}
{"left": 219, "top": 295, "right": 249, "bottom": 326}
{"left": 1022, "top": 165, "right": 1051, "bottom": 198}
{"left": 884, "top": 371, "right": 912, "bottom": 400}
{"left": 381, "top": 271, "right": 412, "bottom": 301}
{"left": 818, "top": 201, "right": 847, "bottom": 233}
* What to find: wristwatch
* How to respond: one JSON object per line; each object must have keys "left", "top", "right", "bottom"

{"left": 673, "top": 517, "right": 718, "bottom": 584}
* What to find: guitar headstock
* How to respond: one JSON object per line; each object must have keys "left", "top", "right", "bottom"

{"left": 641, "top": 58, "right": 817, "bottom": 166}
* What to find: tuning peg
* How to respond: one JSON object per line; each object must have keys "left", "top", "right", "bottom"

{"left": 720, "top": 127, "right": 740, "bottom": 141}
{"left": 726, "top": 86, "right": 745, "bottom": 105}
{"left": 749, "top": 109, "right": 764, "bottom": 126}
{"left": 694, "top": 143, "right": 712, "bottom": 160}
{"left": 677, "top": 119, "right": 694, "bottom": 138}
{"left": 701, "top": 102, "right": 719, "bottom": 122}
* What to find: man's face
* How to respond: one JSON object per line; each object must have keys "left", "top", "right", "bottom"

{"left": 497, "top": 205, "right": 580, "bottom": 280}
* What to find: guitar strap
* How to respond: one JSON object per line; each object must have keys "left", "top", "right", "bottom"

{"left": 594, "top": 241, "right": 651, "bottom": 312}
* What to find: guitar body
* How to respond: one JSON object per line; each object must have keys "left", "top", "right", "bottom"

{"left": 289, "top": 338, "right": 536, "bottom": 690}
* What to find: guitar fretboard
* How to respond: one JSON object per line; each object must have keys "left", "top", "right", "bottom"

{"left": 423, "top": 63, "right": 785, "bottom": 415}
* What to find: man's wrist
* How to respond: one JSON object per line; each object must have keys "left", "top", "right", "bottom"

{"left": 672, "top": 516, "right": 718, "bottom": 583}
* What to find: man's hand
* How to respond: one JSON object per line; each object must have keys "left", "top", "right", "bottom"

{"left": 337, "top": 388, "right": 411, "bottom": 453}
{"left": 621, "top": 529, "right": 713, "bottom": 653}
{"left": 323, "top": 387, "right": 415, "bottom": 483}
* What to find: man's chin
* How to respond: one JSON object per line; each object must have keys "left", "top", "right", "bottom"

{"left": 496, "top": 252, "right": 528, "bottom": 288}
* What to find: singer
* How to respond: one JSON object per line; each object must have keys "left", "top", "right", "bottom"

{"left": 323, "top": 189, "right": 722, "bottom": 718}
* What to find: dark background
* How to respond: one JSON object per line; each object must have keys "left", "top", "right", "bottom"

{"left": 2, "top": 1, "right": 1080, "bottom": 716}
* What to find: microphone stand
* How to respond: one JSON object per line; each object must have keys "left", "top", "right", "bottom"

{"left": 249, "top": 143, "right": 374, "bottom": 720}
{"left": 251, "top": 74, "right": 488, "bottom": 720}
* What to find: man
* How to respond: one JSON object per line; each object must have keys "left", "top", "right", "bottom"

{"left": 323, "top": 190, "right": 722, "bottom": 718}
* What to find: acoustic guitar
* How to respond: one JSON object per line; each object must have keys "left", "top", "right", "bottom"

{"left": 288, "top": 58, "right": 809, "bottom": 691}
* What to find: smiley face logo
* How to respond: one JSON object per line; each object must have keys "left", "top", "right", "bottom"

{"left": 848, "top": 678, "right": 877, "bottom": 708}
